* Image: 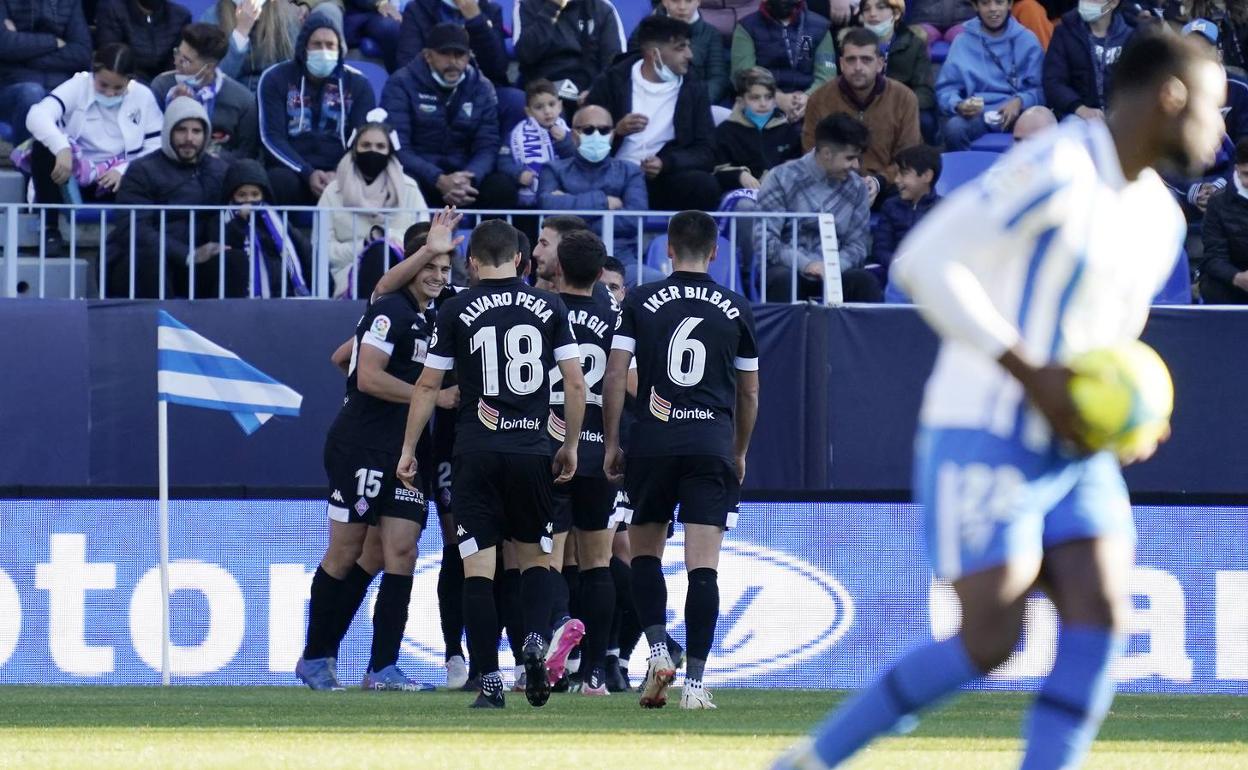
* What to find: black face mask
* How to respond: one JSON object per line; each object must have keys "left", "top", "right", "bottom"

{"left": 767, "top": 0, "right": 799, "bottom": 19}
{"left": 356, "top": 150, "right": 389, "bottom": 180}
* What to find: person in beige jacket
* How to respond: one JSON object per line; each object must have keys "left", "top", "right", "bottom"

{"left": 318, "top": 109, "right": 429, "bottom": 297}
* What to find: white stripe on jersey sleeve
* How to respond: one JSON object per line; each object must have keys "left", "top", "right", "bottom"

{"left": 360, "top": 335, "right": 394, "bottom": 356}
{"left": 424, "top": 353, "right": 454, "bottom": 371}
{"left": 611, "top": 335, "right": 636, "bottom": 353}
{"left": 734, "top": 356, "right": 760, "bottom": 372}
{"left": 554, "top": 343, "right": 580, "bottom": 362}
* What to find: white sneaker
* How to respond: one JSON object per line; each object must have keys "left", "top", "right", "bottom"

{"left": 679, "top": 681, "right": 717, "bottom": 710}
{"left": 638, "top": 646, "right": 676, "bottom": 708}
{"left": 445, "top": 655, "right": 468, "bottom": 690}
{"left": 771, "top": 738, "right": 831, "bottom": 770}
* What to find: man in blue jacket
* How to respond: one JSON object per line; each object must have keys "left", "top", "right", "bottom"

{"left": 396, "top": 0, "right": 509, "bottom": 86}
{"left": 0, "top": 0, "right": 92, "bottom": 146}
{"left": 383, "top": 23, "right": 517, "bottom": 210}
{"left": 1043, "top": 0, "right": 1138, "bottom": 120}
{"left": 258, "top": 12, "right": 376, "bottom": 206}
{"left": 935, "top": 0, "right": 1044, "bottom": 149}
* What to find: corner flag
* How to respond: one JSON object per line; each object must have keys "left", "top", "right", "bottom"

{"left": 156, "top": 310, "right": 302, "bottom": 434}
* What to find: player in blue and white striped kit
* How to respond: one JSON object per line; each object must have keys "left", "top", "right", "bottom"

{"left": 776, "top": 31, "right": 1227, "bottom": 770}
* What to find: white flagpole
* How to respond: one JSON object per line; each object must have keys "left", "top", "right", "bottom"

{"left": 157, "top": 399, "right": 172, "bottom": 686}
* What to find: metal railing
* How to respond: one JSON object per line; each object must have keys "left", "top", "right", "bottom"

{"left": 0, "top": 204, "right": 834, "bottom": 304}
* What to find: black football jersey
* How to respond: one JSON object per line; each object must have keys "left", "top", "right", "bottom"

{"left": 328, "top": 288, "right": 433, "bottom": 451}
{"left": 426, "top": 277, "right": 579, "bottom": 456}
{"left": 613, "top": 271, "right": 758, "bottom": 461}
{"left": 547, "top": 286, "right": 619, "bottom": 477}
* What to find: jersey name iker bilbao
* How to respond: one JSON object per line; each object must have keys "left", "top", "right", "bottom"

{"left": 641, "top": 284, "right": 742, "bottom": 319}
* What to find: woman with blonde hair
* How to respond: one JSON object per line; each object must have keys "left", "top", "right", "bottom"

{"left": 318, "top": 109, "right": 429, "bottom": 298}
{"left": 203, "top": 0, "right": 312, "bottom": 91}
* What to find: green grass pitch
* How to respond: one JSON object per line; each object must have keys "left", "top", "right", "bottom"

{"left": 0, "top": 688, "right": 1242, "bottom": 769}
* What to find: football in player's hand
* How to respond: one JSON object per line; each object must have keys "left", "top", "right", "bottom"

{"left": 1067, "top": 341, "right": 1173, "bottom": 461}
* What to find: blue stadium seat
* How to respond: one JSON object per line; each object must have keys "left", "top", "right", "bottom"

{"left": 645, "top": 233, "right": 740, "bottom": 291}
{"left": 358, "top": 37, "right": 385, "bottom": 60}
{"left": 935, "top": 151, "right": 998, "bottom": 197}
{"left": 613, "top": 0, "right": 649, "bottom": 40}
{"left": 929, "top": 40, "right": 951, "bottom": 64}
{"left": 183, "top": 0, "right": 216, "bottom": 21}
{"left": 969, "top": 132, "right": 1013, "bottom": 153}
{"left": 348, "top": 59, "right": 388, "bottom": 103}
{"left": 0, "top": 122, "right": 12, "bottom": 143}
{"left": 1153, "top": 249, "right": 1192, "bottom": 305}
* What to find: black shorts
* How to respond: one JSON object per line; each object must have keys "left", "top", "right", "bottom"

{"left": 552, "top": 476, "right": 616, "bottom": 533}
{"left": 625, "top": 455, "right": 740, "bottom": 530}
{"left": 324, "top": 438, "right": 429, "bottom": 528}
{"left": 452, "top": 452, "right": 554, "bottom": 556}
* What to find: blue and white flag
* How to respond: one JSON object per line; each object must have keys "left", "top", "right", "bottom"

{"left": 156, "top": 311, "right": 302, "bottom": 435}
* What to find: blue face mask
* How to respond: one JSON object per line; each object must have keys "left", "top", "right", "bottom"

{"left": 746, "top": 107, "right": 773, "bottom": 130}
{"left": 430, "top": 68, "right": 461, "bottom": 89}
{"left": 96, "top": 92, "right": 125, "bottom": 109}
{"left": 306, "top": 49, "right": 338, "bottom": 78}
{"left": 577, "top": 132, "right": 612, "bottom": 163}
{"left": 652, "top": 49, "right": 680, "bottom": 84}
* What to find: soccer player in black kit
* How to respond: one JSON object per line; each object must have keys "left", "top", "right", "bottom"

{"left": 603, "top": 210, "right": 761, "bottom": 710}
{"left": 297, "top": 210, "right": 461, "bottom": 691}
{"left": 397, "top": 219, "right": 587, "bottom": 709}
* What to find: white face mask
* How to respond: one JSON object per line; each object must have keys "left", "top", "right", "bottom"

{"left": 233, "top": 0, "right": 266, "bottom": 7}
{"left": 652, "top": 48, "right": 679, "bottom": 84}
{"left": 865, "top": 18, "right": 895, "bottom": 40}
{"left": 1077, "top": 0, "right": 1111, "bottom": 23}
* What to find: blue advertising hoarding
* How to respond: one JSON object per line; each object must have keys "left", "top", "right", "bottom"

{"left": 0, "top": 499, "right": 1244, "bottom": 693}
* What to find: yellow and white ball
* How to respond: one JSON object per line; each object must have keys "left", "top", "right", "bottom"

{"left": 1067, "top": 341, "right": 1174, "bottom": 459}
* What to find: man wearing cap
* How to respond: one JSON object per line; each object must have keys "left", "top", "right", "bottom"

{"left": 1042, "top": 0, "right": 1139, "bottom": 120}
{"left": 382, "top": 22, "right": 518, "bottom": 210}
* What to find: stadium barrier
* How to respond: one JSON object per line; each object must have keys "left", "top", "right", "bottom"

{"left": 0, "top": 203, "right": 834, "bottom": 303}
{"left": 0, "top": 496, "right": 1243, "bottom": 693}
{"left": 1, "top": 300, "right": 1246, "bottom": 496}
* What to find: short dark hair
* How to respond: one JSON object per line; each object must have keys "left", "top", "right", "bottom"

{"left": 1112, "top": 29, "right": 1219, "bottom": 104}
{"left": 181, "top": 22, "right": 229, "bottom": 62}
{"left": 814, "top": 114, "right": 870, "bottom": 152}
{"left": 1236, "top": 137, "right": 1248, "bottom": 165}
{"left": 668, "top": 211, "right": 718, "bottom": 264}
{"left": 895, "top": 144, "right": 943, "bottom": 184}
{"left": 516, "top": 228, "right": 532, "bottom": 277}
{"left": 524, "top": 78, "right": 558, "bottom": 104}
{"left": 558, "top": 230, "right": 607, "bottom": 288}
{"left": 733, "top": 66, "right": 777, "bottom": 96}
{"left": 93, "top": 43, "right": 137, "bottom": 79}
{"left": 542, "top": 214, "right": 590, "bottom": 237}
{"left": 602, "top": 256, "right": 626, "bottom": 277}
{"left": 404, "top": 222, "right": 432, "bottom": 256}
{"left": 469, "top": 219, "right": 520, "bottom": 267}
{"left": 841, "top": 27, "right": 881, "bottom": 55}
{"left": 635, "top": 15, "right": 691, "bottom": 48}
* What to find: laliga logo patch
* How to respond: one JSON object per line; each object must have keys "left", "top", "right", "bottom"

{"left": 547, "top": 410, "right": 566, "bottom": 441}
{"left": 477, "top": 398, "right": 500, "bottom": 431}
{"left": 649, "top": 387, "right": 672, "bottom": 422}
{"left": 395, "top": 533, "right": 855, "bottom": 680}
{"left": 370, "top": 314, "right": 391, "bottom": 339}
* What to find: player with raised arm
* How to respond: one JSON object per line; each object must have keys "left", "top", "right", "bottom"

{"left": 603, "top": 210, "right": 761, "bottom": 710}
{"left": 297, "top": 210, "right": 462, "bottom": 692}
{"left": 397, "top": 219, "right": 587, "bottom": 709}
{"left": 775, "top": 31, "right": 1225, "bottom": 769}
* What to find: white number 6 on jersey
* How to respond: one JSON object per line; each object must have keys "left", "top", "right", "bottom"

{"left": 667, "top": 317, "right": 706, "bottom": 387}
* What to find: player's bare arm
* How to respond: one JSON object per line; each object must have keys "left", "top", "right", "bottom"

{"left": 733, "top": 370, "right": 760, "bottom": 484}
{"left": 553, "top": 356, "right": 586, "bottom": 483}
{"left": 356, "top": 344, "right": 419, "bottom": 404}
{"left": 997, "top": 348, "right": 1089, "bottom": 453}
{"left": 601, "top": 348, "right": 632, "bottom": 484}
{"left": 370, "top": 207, "right": 464, "bottom": 300}
{"left": 330, "top": 338, "right": 352, "bottom": 374}
{"left": 397, "top": 366, "right": 445, "bottom": 489}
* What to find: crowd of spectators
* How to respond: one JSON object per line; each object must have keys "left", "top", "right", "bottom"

{"left": 1, "top": 0, "right": 1246, "bottom": 303}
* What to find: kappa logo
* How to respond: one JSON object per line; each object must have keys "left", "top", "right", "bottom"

{"left": 397, "top": 534, "right": 856, "bottom": 680}
{"left": 330, "top": 490, "right": 344, "bottom": 503}
{"left": 649, "top": 387, "right": 672, "bottom": 422}
{"left": 547, "top": 410, "right": 566, "bottom": 441}
{"left": 478, "top": 399, "right": 500, "bottom": 430}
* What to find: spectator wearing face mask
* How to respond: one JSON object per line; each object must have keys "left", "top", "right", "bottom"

{"left": 397, "top": 0, "right": 510, "bottom": 86}
{"left": 1043, "top": 0, "right": 1139, "bottom": 120}
{"left": 151, "top": 23, "right": 260, "bottom": 161}
{"left": 222, "top": 158, "right": 314, "bottom": 296}
{"left": 732, "top": 0, "right": 839, "bottom": 122}
{"left": 713, "top": 66, "right": 803, "bottom": 193}
{"left": 857, "top": 0, "right": 938, "bottom": 141}
{"left": 204, "top": 0, "right": 304, "bottom": 92}
{"left": 22, "top": 43, "right": 163, "bottom": 237}
{"left": 587, "top": 15, "right": 721, "bottom": 213}
{"left": 629, "top": 0, "right": 731, "bottom": 106}
{"left": 318, "top": 113, "right": 430, "bottom": 297}
{"left": 258, "top": 12, "right": 376, "bottom": 206}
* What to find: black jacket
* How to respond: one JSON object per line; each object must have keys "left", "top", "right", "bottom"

{"left": 586, "top": 52, "right": 716, "bottom": 175}
{"left": 221, "top": 158, "right": 312, "bottom": 295}
{"left": 712, "top": 105, "right": 802, "bottom": 191}
{"left": 95, "top": 0, "right": 192, "bottom": 84}
{"left": 1201, "top": 187, "right": 1248, "bottom": 288}
{"left": 515, "top": 0, "right": 624, "bottom": 94}
{"left": 0, "top": 0, "right": 91, "bottom": 89}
